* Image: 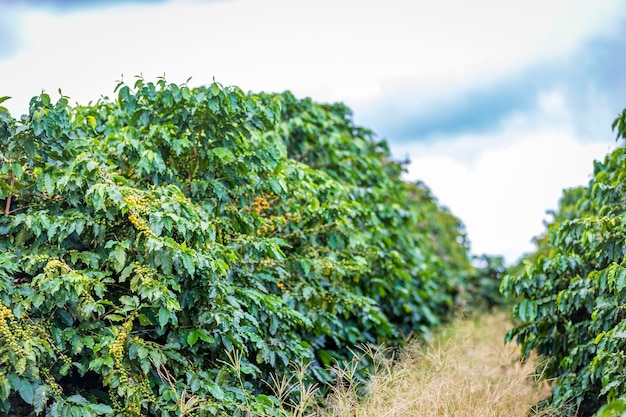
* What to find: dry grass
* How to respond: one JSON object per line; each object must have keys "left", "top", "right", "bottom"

{"left": 317, "top": 311, "right": 561, "bottom": 417}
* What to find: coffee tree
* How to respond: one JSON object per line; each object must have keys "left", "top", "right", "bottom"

{"left": 503, "top": 109, "right": 626, "bottom": 416}
{"left": 0, "top": 78, "right": 475, "bottom": 416}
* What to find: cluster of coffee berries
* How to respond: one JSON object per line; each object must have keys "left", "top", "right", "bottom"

{"left": 252, "top": 194, "right": 271, "bottom": 215}
{"left": 130, "top": 336, "right": 158, "bottom": 404}
{"left": 283, "top": 211, "right": 302, "bottom": 225}
{"left": 133, "top": 263, "right": 155, "bottom": 286}
{"left": 123, "top": 194, "right": 154, "bottom": 235}
{"left": 0, "top": 304, "right": 23, "bottom": 358}
{"left": 257, "top": 222, "right": 277, "bottom": 236}
{"left": 43, "top": 370, "right": 64, "bottom": 398}
{"left": 136, "top": 377, "right": 157, "bottom": 405}
{"left": 109, "top": 329, "right": 135, "bottom": 413}
{"left": 94, "top": 217, "right": 107, "bottom": 225}
{"left": 60, "top": 354, "right": 72, "bottom": 367}
{"left": 319, "top": 260, "right": 333, "bottom": 277}
{"left": 123, "top": 195, "right": 150, "bottom": 214}
{"left": 81, "top": 293, "right": 97, "bottom": 307}
{"left": 31, "top": 254, "right": 52, "bottom": 264}
{"left": 109, "top": 389, "right": 143, "bottom": 415}
{"left": 43, "top": 259, "right": 70, "bottom": 276}
{"left": 127, "top": 211, "right": 153, "bottom": 235}
{"left": 109, "top": 393, "right": 124, "bottom": 414}
{"left": 0, "top": 303, "right": 14, "bottom": 321}
{"left": 110, "top": 324, "right": 130, "bottom": 375}
{"left": 215, "top": 224, "right": 225, "bottom": 245}
{"left": 255, "top": 208, "right": 302, "bottom": 237}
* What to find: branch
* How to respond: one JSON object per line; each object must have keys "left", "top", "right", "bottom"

{"left": 4, "top": 173, "right": 14, "bottom": 216}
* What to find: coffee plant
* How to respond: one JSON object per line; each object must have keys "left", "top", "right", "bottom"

{"left": 502, "top": 108, "right": 626, "bottom": 416}
{"left": 0, "top": 78, "right": 477, "bottom": 416}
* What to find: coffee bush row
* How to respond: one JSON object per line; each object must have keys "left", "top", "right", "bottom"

{"left": 0, "top": 79, "right": 479, "bottom": 416}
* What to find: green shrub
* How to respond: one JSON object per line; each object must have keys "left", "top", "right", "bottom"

{"left": 502, "top": 108, "right": 626, "bottom": 416}
{"left": 0, "top": 79, "right": 473, "bottom": 416}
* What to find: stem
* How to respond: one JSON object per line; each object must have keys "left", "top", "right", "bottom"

{"left": 4, "top": 173, "right": 15, "bottom": 216}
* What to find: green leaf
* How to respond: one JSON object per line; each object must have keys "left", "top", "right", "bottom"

{"left": 23, "top": 139, "right": 36, "bottom": 159}
{"left": 44, "top": 173, "right": 54, "bottom": 195}
{"left": 105, "top": 314, "right": 124, "bottom": 322}
{"left": 15, "top": 357, "right": 26, "bottom": 374}
{"left": 616, "top": 267, "right": 626, "bottom": 293}
{"left": 89, "top": 356, "right": 114, "bottom": 372}
{"left": 181, "top": 253, "right": 195, "bottom": 276}
{"left": 518, "top": 299, "right": 537, "bottom": 322}
{"left": 18, "top": 381, "right": 35, "bottom": 405}
{"left": 206, "top": 382, "right": 224, "bottom": 400}
{"left": 58, "top": 309, "right": 74, "bottom": 326}
{"left": 317, "top": 349, "right": 333, "bottom": 367}
{"left": 0, "top": 378, "right": 11, "bottom": 402}
{"left": 90, "top": 403, "right": 114, "bottom": 415}
{"left": 59, "top": 362, "right": 71, "bottom": 376}
{"left": 11, "top": 162, "right": 23, "bottom": 181}
{"left": 211, "top": 147, "right": 235, "bottom": 163}
{"left": 67, "top": 394, "right": 89, "bottom": 405}
{"left": 137, "top": 313, "right": 152, "bottom": 326}
{"left": 119, "top": 264, "right": 134, "bottom": 282}
{"left": 111, "top": 245, "right": 126, "bottom": 273}
{"left": 119, "top": 295, "right": 138, "bottom": 309}
{"left": 198, "top": 329, "right": 214, "bottom": 344}
{"left": 158, "top": 307, "right": 170, "bottom": 327}
{"left": 187, "top": 330, "right": 199, "bottom": 347}
{"left": 15, "top": 228, "right": 29, "bottom": 247}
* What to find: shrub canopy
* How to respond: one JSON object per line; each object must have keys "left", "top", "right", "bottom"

{"left": 503, "top": 109, "right": 626, "bottom": 416}
{"left": 0, "top": 79, "right": 474, "bottom": 416}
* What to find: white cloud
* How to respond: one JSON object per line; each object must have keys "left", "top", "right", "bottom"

{"left": 0, "top": 0, "right": 622, "bottom": 115}
{"left": 398, "top": 128, "right": 612, "bottom": 264}
{"left": 388, "top": 85, "right": 620, "bottom": 264}
{"left": 538, "top": 90, "right": 567, "bottom": 116}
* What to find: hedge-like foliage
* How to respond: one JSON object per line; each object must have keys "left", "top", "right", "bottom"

{"left": 0, "top": 79, "right": 475, "bottom": 416}
{"left": 502, "top": 109, "right": 626, "bottom": 416}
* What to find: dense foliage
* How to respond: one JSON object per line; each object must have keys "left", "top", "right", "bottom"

{"left": 502, "top": 109, "right": 626, "bottom": 416}
{"left": 0, "top": 79, "right": 477, "bottom": 416}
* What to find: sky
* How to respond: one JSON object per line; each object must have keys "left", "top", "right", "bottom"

{"left": 1, "top": 0, "right": 625, "bottom": 263}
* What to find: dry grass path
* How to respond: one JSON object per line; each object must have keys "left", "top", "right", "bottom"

{"left": 319, "top": 311, "right": 556, "bottom": 417}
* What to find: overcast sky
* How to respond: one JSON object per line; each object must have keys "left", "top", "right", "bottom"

{"left": 1, "top": 0, "right": 625, "bottom": 263}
